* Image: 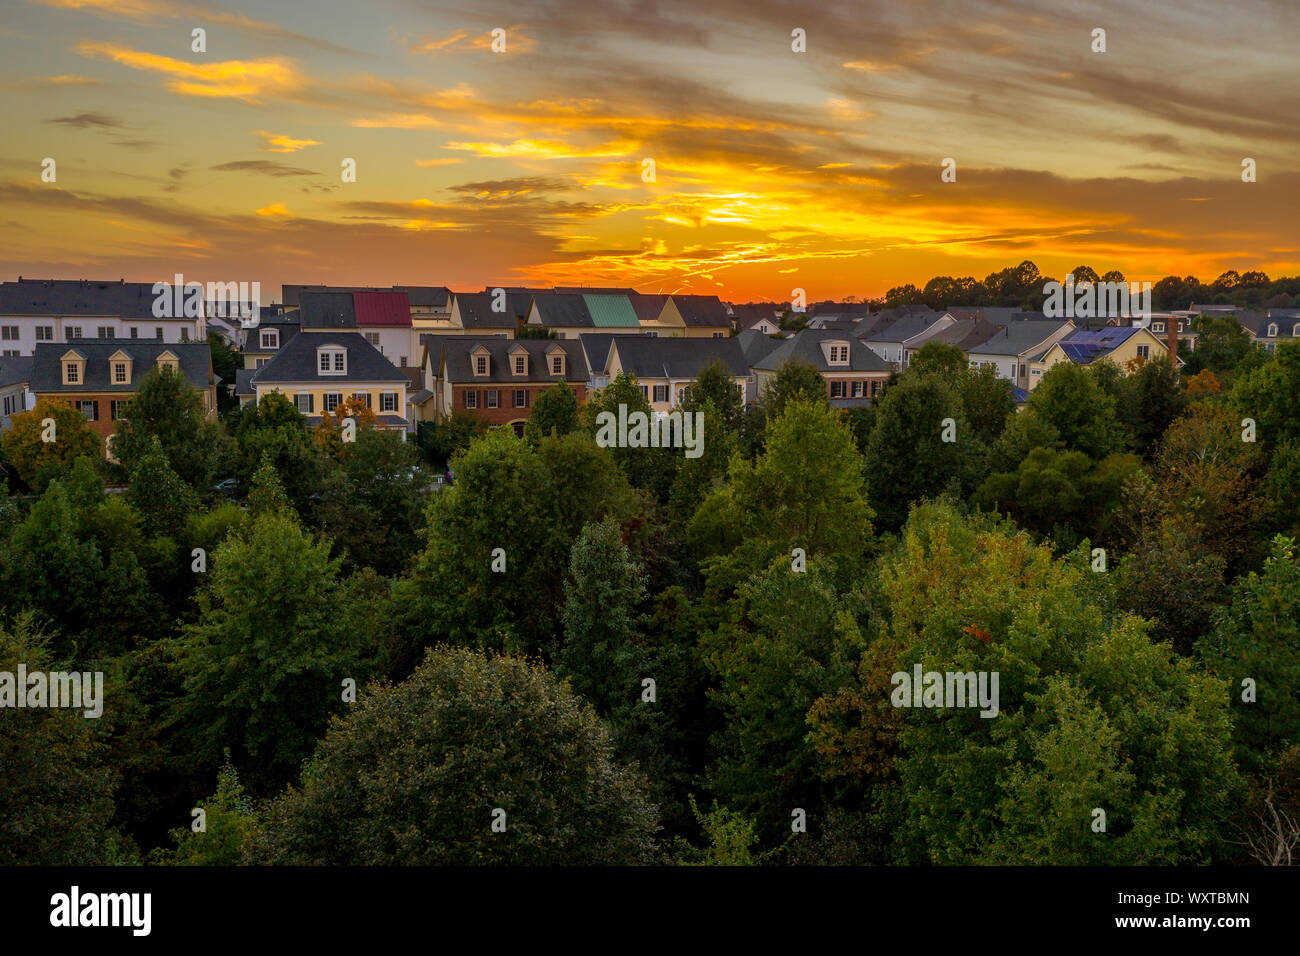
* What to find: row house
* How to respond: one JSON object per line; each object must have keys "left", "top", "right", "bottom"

{"left": 599, "top": 335, "right": 751, "bottom": 411}
{"left": 297, "top": 289, "right": 419, "bottom": 369}
{"left": 964, "top": 320, "right": 1075, "bottom": 391}
{"left": 1030, "top": 326, "right": 1173, "bottom": 385}
{"left": 241, "top": 311, "right": 301, "bottom": 370}
{"left": 745, "top": 328, "right": 890, "bottom": 405}
{"left": 0, "top": 278, "right": 206, "bottom": 356}
{"left": 861, "top": 308, "right": 956, "bottom": 369}
{"left": 30, "top": 340, "right": 216, "bottom": 450}
{"left": 244, "top": 331, "right": 412, "bottom": 431}
{"left": 425, "top": 336, "right": 589, "bottom": 436}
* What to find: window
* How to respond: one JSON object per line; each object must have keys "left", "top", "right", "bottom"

{"left": 851, "top": 381, "right": 865, "bottom": 398}
{"left": 513, "top": 354, "right": 527, "bottom": 375}
{"left": 0, "top": 326, "right": 17, "bottom": 340}
{"left": 485, "top": 390, "right": 499, "bottom": 409}
{"left": 255, "top": 358, "right": 268, "bottom": 368}
{"left": 113, "top": 362, "right": 128, "bottom": 384}
{"left": 475, "top": 355, "right": 489, "bottom": 376}
{"left": 66, "top": 326, "right": 82, "bottom": 340}
{"left": 2, "top": 395, "right": 11, "bottom": 416}
{"left": 65, "top": 362, "right": 80, "bottom": 383}
{"left": 155, "top": 328, "right": 164, "bottom": 339}
{"left": 323, "top": 392, "right": 341, "bottom": 412}
{"left": 295, "top": 393, "right": 314, "bottom": 414}
{"left": 830, "top": 381, "right": 847, "bottom": 398}
{"left": 653, "top": 384, "right": 668, "bottom": 403}
{"left": 111, "top": 400, "right": 128, "bottom": 420}
{"left": 551, "top": 355, "right": 564, "bottom": 375}
{"left": 318, "top": 348, "right": 347, "bottom": 375}
{"left": 1294, "top": 324, "right": 1300, "bottom": 338}
{"left": 871, "top": 380, "right": 882, "bottom": 397}
{"left": 1268, "top": 323, "right": 1279, "bottom": 337}
{"left": 712, "top": 332, "right": 725, "bottom": 339}
{"left": 639, "top": 384, "right": 648, "bottom": 400}
{"left": 1, "top": 350, "right": 16, "bottom": 357}
{"left": 830, "top": 344, "right": 849, "bottom": 363}
{"left": 381, "top": 392, "right": 398, "bottom": 412}
{"left": 98, "top": 326, "right": 113, "bottom": 339}
{"left": 260, "top": 330, "right": 279, "bottom": 350}
{"left": 400, "top": 356, "right": 408, "bottom": 367}
{"left": 77, "top": 400, "right": 98, "bottom": 421}
{"left": 514, "top": 389, "right": 528, "bottom": 409}
{"left": 130, "top": 327, "right": 139, "bottom": 339}
{"left": 181, "top": 328, "right": 190, "bottom": 342}
{"left": 36, "top": 326, "right": 53, "bottom": 341}
{"left": 365, "top": 332, "right": 380, "bottom": 348}
{"left": 464, "top": 391, "right": 478, "bottom": 409}
{"left": 1136, "top": 344, "right": 1151, "bottom": 359}
{"left": 1153, "top": 322, "right": 1165, "bottom": 333}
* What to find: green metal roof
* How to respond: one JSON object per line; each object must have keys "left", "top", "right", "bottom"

{"left": 582, "top": 294, "right": 640, "bottom": 328}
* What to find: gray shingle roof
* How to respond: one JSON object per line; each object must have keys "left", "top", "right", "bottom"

{"left": 453, "top": 292, "right": 523, "bottom": 330}
{"left": 436, "top": 336, "right": 589, "bottom": 384}
{"left": 671, "top": 294, "right": 730, "bottom": 327}
{"left": 234, "top": 368, "right": 257, "bottom": 396}
{"left": 966, "top": 320, "right": 1073, "bottom": 356}
{"left": 863, "top": 311, "right": 949, "bottom": 344}
{"left": 282, "top": 284, "right": 449, "bottom": 308}
{"left": 609, "top": 335, "right": 749, "bottom": 379}
{"left": 529, "top": 292, "right": 594, "bottom": 329}
{"left": 736, "top": 328, "right": 785, "bottom": 364}
{"left": 628, "top": 293, "right": 668, "bottom": 323}
{"left": 0, "top": 355, "right": 34, "bottom": 389}
{"left": 252, "top": 331, "right": 408, "bottom": 385}
{"left": 753, "top": 329, "right": 888, "bottom": 373}
{"left": 31, "top": 340, "right": 212, "bottom": 392}
{"left": 0, "top": 278, "right": 170, "bottom": 320}
{"left": 923, "top": 318, "right": 1001, "bottom": 351}
{"left": 298, "top": 291, "right": 357, "bottom": 328}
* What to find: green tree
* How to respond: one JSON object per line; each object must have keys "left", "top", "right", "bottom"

{"left": 112, "top": 365, "right": 229, "bottom": 490}
{"left": 151, "top": 759, "right": 257, "bottom": 865}
{"left": 682, "top": 357, "right": 744, "bottom": 429}
{"left": 761, "top": 359, "right": 827, "bottom": 418}
{"left": 523, "top": 380, "right": 580, "bottom": 445}
{"left": 126, "top": 436, "right": 200, "bottom": 539}
{"left": 1117, "top": 357, "right": 1187, "bottom": 458}
{"left": 254, "top": 647, "right": 658, "bottom": 864}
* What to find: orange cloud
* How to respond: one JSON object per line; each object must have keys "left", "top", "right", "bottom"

{"left": 255, "top": 202, "right": 292, "bottom": 217}
{"left": 254, "top": 130, "right": 321, "bottom": 153}
{"left": 77, "top": 42, "right": 304, "bottom": 102}
{"left": 443, "top": 138, "right": 634, "bottom": 159}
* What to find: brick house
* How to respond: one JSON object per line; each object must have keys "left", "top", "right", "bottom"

{"left": 30, "top": 340, "right": 216, "bottom": 450}
{"left": 430, "top": 336, "right": 589, "bottom": 435}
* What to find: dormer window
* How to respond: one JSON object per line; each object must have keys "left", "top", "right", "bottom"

{"left": 550, "top": 353, "right": 565, "bottom": 375}
{"left": 61, "top": 349, "right": 87, "bottom": 386}
{"left": 109, "top": 349, "right": 133, "bottom": 386}
{"left": 473, "top": 352, "right": 489, "bottom": 376}
{"left": 156, "top": 349, "right": 180, "bottom": 374}
{"left": 1153, "top": 322, "right": 1165, "bottom": 333}
{"left": 260, "top": 329, "right": 279, "bottom": 350}
{"left": 513, "top": 354, "right": 527, "bottom": 375}
{"left": 1268, "top": 323, "right": 1279, "bottom": 337}
{"left": 825, "top": 342, "right": 850, "bottom": 365}
{"left": 318, "top": 347, "right": 347, "bottom": 375}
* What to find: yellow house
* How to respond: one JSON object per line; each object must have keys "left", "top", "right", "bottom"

{"left": 602, "top": 335, "right": 750, "bottom": 413}
{"left": 660, "top": 294, "right": 732, "bottom": 339}
{"left": 1030, "top": 326, "right": 1172, "bottom": 388}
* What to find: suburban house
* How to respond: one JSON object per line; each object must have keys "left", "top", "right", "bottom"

{"left": 661, "top": 294, "right": 732, "bottom": 338}
{"left": 629, "top": 293, "right": 673, "bottom": 335}
{"left": 862, "top": 309, "right": 958, "bottom": 369}
{"left": 904, "top": 318, "right": 1001, "bottom": 365}
{"left": 963, "top": 320, "right": 1075, "bottom": 390}
{"left": 1030, "top": 326, "right": 1173, "bottom": 385}
{"left": 427, "top": 336, "right": 589, "bottom": 435}
{"left": 241, "top": 311, "right": 301, "bottom": 370}
{"left": 30, "top": 340, "right": 216, "bottom": 451}
{"left": 749, "top": 328, "right": 891, "bottom": 405}
{"left": 295, "top": 290, "right": 419, "bottom": 369}
{"left": 246, "top": 331, "right": 412, "bottom": 431}
{"left": 523, "top": 293, "right": 596, "bottom": 338}
{"left": 445, "top": 292, "right": 523, "bottom": 337}
{"left": 1235, "top": 309, "right": 1299, "bottom": 353}
{"left": 729, "top": 303, "right": 781, "bottom": 335}
{"left": 0, "top": 278, "right": 206, "bottom": 356}
{"left": 599, "top": 335, "right": 751, "bottom": 411}
{"left": 0, "top": 355, "right": 34, "bottom": 430}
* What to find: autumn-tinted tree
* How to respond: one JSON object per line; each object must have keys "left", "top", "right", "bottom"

{"left": 0, "top": 397, "right": 102, "bottom": 491}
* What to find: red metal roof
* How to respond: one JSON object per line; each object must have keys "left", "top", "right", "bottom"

{"left": 352, "top": 290, "right": 411, "bottom": 327}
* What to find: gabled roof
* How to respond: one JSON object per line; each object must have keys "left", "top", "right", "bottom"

{"left": 529, "top": 292, "right": 594, "bottom": 329}
{"left": 353, "top": 290, "right": 412, "bottom": 327}
{"left": 0, "top": 354, "right": 34, "bottom": 389}
{"left": 582, "top": 294, "right": 640, "bottom": 328}
{"left": 628, "top": 293, "right": 669, "bottom": 323}
{"left": 298, "top": 291, "right": 357, "bottom": 328}
{"left": 453, "top": 292, "right": 521, "bottom": 330}
{"left": 920, "top": 318, "right": 1001, "bottom": 351}
{"left": 967, "top": 320, "right": 1073, "bottom": 357}
{"left": 32, "top": 340, "right": 212, "bottom": 392}
{"left": 234, "top": 368, "right": 257, "bottom": 396}
{"left": 735, "top": 328, "right": 786, "bottom": 365}
{"left": 753, "top": 329, "right": 888, "bottom": 373}
{"left": 863, "top": 310, "right": 949, "bottom": 344}
{"left": 1055, "top": 326, "right": 1145, "bottom": 364}
{"left": 282, "top": 284, "right": 449, "bottom": 308}
{"left": 1235, "top": 310, "right": 1285, "bottom": 337}
{"left": 609, "top": 335, "right": 749, "bottom": 379}
{"left": 252, "top": 331, "right": 409, "bottom": 384}
{"left": 0, "top": 278, "right": 175, "bottom": 320}
{"left": 436, "top": 336, "right": 589, "bottom": 384}
{"left": 554, "top": 286, "right": 638, "bottom": 295}
{"left": 671, "top": 294, "right": 730, "bottom": 327}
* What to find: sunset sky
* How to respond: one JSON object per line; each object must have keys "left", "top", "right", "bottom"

{"left": 1, "top": 0, "right": 1297, "bottom": 303}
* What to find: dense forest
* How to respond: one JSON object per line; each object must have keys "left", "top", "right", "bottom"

{"left": 2, "top": 319, "right": 1299, "bottom": 866}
